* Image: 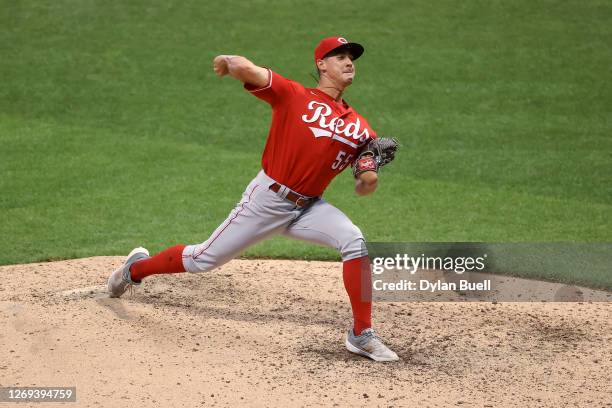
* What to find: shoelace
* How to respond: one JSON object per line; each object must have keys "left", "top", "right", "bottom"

{"left": 359, "top": 329, "right": 387, "bottom": 349}
{"left": 361, "top": 329, "right": 379, "bottom": 340}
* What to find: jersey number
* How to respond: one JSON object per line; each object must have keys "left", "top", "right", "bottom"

{"left": 331, "top": 150, "right": 354, "bottom": 171}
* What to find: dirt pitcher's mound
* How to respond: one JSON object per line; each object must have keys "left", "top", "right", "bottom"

{"left": 1, "top": 257, "right": 610, "bottom": 407}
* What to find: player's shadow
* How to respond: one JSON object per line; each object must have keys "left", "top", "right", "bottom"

{"left": 133, "top": 293, "right": 348, "bottom": 329}
{"left": 297, "top": 342, "right": 423, "bottom": 369}
{"left": 95, "top": 297, "right": 139, "bottom": 320}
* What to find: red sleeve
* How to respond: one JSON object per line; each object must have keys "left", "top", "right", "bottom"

{"left": 244, "top": 69, "right": 297, "bottom": 106}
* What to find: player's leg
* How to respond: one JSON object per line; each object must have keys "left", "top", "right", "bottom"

{"left": 127, "top": 180, "right": 272, "bottom": 282}
{"left": 182, "top": 175, "right": 300, "bottom": 273}
{"left": 283, "top": 199, "right": 398, "bottom": 361}
{"left": 283, "top": 199, "right": 371, "bottom": 332}
{"left": 143, "top": 178, "right": 295, "bottom": 275}
{"left": 108, "top": 171, "right": 299, "bottom": 296}
{"left": 146, "top": 170, "right": 300, "bottom": 275}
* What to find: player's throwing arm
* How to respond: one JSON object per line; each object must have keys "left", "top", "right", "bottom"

{"left": 213, "top": 55, "right": 269, "bottom": 88}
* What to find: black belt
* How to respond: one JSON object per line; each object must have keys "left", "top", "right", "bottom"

{"left": 269, "top": 183, "right": 317, "bottom": 208}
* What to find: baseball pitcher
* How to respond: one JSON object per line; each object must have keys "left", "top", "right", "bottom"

{"left": 107, "top": 36, "right": 399, "bottom": 361}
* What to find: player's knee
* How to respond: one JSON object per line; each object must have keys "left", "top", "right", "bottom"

{"left": 186, "top": 261, "right": 217, "bottom": 273}
{"left": 339, "top": 225, "right": 367, "bottom": 261}
{"left": 181, "top": 244, "right": 225, "bottom": 273}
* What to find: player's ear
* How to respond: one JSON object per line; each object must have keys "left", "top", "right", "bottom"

{"left": 316, "top": 59, "right": 326, "bottom": 72}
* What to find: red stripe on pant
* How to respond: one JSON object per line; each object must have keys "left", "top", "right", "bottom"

{"left": 130, "top": 245, "right": 186, "bottom": 282}
{"left": 343, "top": 256, "right": 372, "bottom": 336}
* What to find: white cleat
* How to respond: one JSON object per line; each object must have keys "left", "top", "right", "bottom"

{"left": 107, "top": 247, "right": 149, "bottom": 298}
{"left": 345, "top": 328, "right": 399, "bottom": 362}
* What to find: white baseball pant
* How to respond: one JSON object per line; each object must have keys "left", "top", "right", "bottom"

{"left": 182, "top": 170, "right": 367, "bottom": 273}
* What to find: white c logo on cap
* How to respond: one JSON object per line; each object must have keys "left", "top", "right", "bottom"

{"left": 338, "top": 37, "right": 348, "bottom": 44}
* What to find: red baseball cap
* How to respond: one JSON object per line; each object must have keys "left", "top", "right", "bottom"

{"left": 314, "top": 36, "right": 364, "bottom": 63}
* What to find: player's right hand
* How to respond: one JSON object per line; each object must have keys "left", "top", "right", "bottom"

{"left": 213, "top": 55, "right": 231, "bottom": 77}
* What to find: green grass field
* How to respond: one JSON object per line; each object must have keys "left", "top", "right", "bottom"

{"left": 1, "top": 1, "right": 611, "bottom": 286}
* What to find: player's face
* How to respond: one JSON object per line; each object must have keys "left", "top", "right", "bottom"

{"left": 321, "top": 51, "right": 355, "bottom": 86}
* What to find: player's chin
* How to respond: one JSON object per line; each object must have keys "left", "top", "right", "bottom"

{"left": 343, "top": 73, "right": 355, "bottom": 85}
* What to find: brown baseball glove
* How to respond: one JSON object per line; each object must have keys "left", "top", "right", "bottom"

{"left": 352, "top": 137, "right": 399, "bottom": 178}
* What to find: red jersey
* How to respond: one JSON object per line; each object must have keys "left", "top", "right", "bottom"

{"left": 244, "top": 69, "right": 377, "bottom": 197}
